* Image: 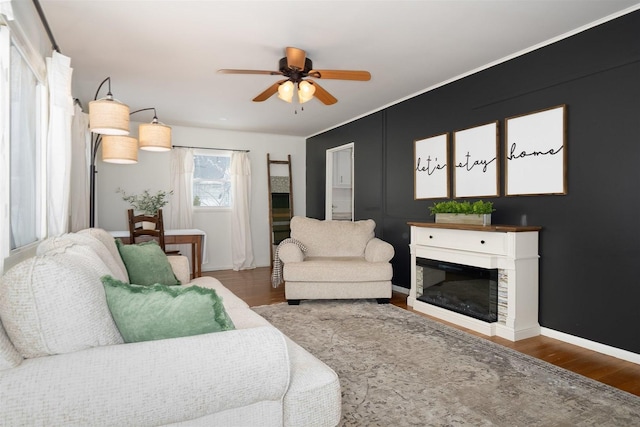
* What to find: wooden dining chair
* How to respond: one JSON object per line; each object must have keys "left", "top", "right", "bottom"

{"left": 127, "top": 209, "right": 180, "bottom": 255}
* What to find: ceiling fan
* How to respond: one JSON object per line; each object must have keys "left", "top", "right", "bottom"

{"left": 218, "top": 47, "right": 371, "bottom": 105}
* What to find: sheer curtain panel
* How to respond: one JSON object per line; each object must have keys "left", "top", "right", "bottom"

{"left": 9, "top": 43, "right": 39, "bottom": 249}
{"left": 69, "top": 103, "right": 90, "bottom": 231}
{"left": 46, "top": 51, "right": 74, "bottom": 235}
{"left": 167, "top": 148, "right": 200, "bottom": 264}
{"left": 0, "top": 27, "right": 10, "bottom": 273}
{"left": 230, "top": 151, "right": 254, "bottom": 271}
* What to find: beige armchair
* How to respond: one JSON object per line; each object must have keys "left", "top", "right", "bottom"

{"left": 278, "top": 216, "right": 395, "bottom": 304}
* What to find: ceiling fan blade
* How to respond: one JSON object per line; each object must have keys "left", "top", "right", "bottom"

{"left": 285, "top": 47, "right": 306, "bottom": 70}
{"left": 218, "top": 69, "right": 283, "bottom": 76}
{"left": 309, "top": 70, "right": 371, "bottom": 81}
{"left": 253, "top": 79, "right": 287, "bottom": 102}
{"left": 308, "top": 80, "right": 337, "bottom": 105}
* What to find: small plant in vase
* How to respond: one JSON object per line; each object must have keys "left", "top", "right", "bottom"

{"left": 117, "top": 188, "right": 173, "bottom": 228}
{"left": 428, "top": 200, "right": 495, "bottom": 225}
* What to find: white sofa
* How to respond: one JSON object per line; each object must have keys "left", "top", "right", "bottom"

{"left": 279, "top": 217, "right": 394, "bottom": 304}
{"left": 0, "top": 228, "right": 341, "bottom": 426}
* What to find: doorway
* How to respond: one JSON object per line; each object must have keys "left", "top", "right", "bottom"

{"left": 325, "top": 143, "right": 354, "bottom": 221}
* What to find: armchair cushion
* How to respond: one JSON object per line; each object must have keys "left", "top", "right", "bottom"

{"left": 290, "top": 216, "right": 375, "bottom": 257}
{"left": 102, "top": 276, "right": 235, "bottom": 343}
{"left": 115, "top": 239, "right": 180, "bottom": 286}
{"left": 284, "top": 257, "right": 393, "bottom": 282}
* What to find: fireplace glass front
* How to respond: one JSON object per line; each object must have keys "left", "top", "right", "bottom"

{"left": 416, "top": 258, "right": 498, "bottom": 322}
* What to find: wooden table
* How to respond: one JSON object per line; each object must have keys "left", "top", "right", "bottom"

{"left": 110, "top": 229, "right": 205, "bottom": 278}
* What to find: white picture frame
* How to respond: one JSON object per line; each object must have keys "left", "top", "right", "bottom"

{"left": 453, "top": 121, "right": 499, "bottom": 198}
{"left": 414, "top": 133, "right": 449, "bottom": 199}
{"left": 505, "top": 105, "right": 567, "bottom": 196}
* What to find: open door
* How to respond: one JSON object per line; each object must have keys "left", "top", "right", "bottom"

{"left": 326, "top": 143, "right": 354, "bottom": 221}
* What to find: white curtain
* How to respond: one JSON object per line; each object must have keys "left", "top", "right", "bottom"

{"left": 69, "top": 103, "right": 90, "bottom": 231}
{"left": 167, "top": 147, "right": 194, "bottom": 229}
{"left": 9, "top": 43, "right": 37, "bottom": 249}
{"left": 46, "top": 51, "right": 74, "bottom": 236}
{"left": 0, "top": 26, "right": 10, "bottom": 274}
{"left": 0, "top": 0, "right": 13, "bottom": 21}
{"left": 167, "top": 148, "right": 199, "bottom": 264}
{"left": 230, "top": 151, "right": 254, "bottom": 271}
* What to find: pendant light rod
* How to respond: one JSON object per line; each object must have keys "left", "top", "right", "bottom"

{"left": 94, "top": 76, "right": 113, "bottom": 100}
{"left": 130, "top": 107, "right": 157, "bottom": 117}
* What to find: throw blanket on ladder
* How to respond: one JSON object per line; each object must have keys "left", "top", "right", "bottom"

{"left": 271, "top": 238, "right": 307, "bottom": 288}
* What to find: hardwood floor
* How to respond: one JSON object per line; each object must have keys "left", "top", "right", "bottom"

{"left": 204, "top": 267, "right": 640, "bottom": 397}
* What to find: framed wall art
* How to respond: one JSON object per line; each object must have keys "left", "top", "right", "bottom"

{"left": 453, "top": 121, "right": 499, "bottom": 198}
{"left": 505, "top": 104, "right": 567, "bottom": 196}
{"left": 414, "top": 133, "right": 449, "bottom": 199}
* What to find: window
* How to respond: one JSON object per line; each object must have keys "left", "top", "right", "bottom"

{"left": 192, "top": 152, "right": 232, "bottom": 207}
{"left": 8, "top": 40, "right": 45, "bottom": 250}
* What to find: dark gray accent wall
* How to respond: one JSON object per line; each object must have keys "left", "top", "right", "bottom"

{"left": 306, "top": 11, "right": 640, "bottom": 354}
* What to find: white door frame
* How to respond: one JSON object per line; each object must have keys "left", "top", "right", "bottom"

{"left": 325, "top": 142, "right": 354, "bottom": 221}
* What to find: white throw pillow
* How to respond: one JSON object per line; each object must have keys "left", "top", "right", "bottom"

{"left": 38, "top": 231, "right": 128, "bottom": 283}
{"left": 78, "top": 228, "right": 130, "bottom": 282}
{"left": 0, "top": 242, "right": 124, "bottom": 358}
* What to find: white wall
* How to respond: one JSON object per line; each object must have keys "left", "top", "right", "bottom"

{"left": 96, "top": 123, "right": 306, "bottom": 270}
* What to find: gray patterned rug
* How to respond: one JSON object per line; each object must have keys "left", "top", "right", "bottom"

{"left": 253, "top": 300, "right": 640, "bottom": 427}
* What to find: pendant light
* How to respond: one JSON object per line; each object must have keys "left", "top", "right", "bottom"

{"left": 101, "top": 135, "right": 138, "bottom": 164}
{"left": 88, "top": 77, "right": 130, "bottom": 135}
{"left": 138, "top": 110, "right": 172, "bottom": 152}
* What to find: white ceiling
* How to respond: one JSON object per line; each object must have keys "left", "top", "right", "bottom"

{"left": 40, "top": 0, "right": 639, "bottom": 138}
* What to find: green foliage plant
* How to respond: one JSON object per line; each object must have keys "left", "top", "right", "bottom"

{"left": 428, "top": 200, "right": 495, "bottom": 216}
{"left": 116, "top": 188, "right": 173, "bottom": 215}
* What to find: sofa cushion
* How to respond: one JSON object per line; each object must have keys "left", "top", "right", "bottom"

{"left": 116, "top": 239, "right": 180, "bottom": 286}
{"left": 78, "top": 228, "right": 129, "bottom": 282}
{"left": 0, "top": 320, "right": 22, "bottom": 370}
{"left": 38, "top": 231, "right": 129, "bottom": 283}
{"left": 0, "top": 242, "right": 124, "bottom": 358}
{"left": 290, "top": 216, "right": 375, "bottom": 258}
{"left": 284, "top": 257, "right": 393, "bottom": 282}
{"left": 102, "top": 276, "right": 235, "bottom": 343}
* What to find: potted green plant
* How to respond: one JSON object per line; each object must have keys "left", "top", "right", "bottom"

{"left": 117, "top": 188, "right": 173, "bottom": 228}
{"left": 428, "top": 200, "right": 495, "bottom": 225}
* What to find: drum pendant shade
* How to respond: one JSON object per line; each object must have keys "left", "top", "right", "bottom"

{"left": 102, "top": 135, "right": 138, "bottom": 164}
{"left": 139, "top": 122, "right": 172, "bottom": 151}
{"left": 89, "top": 99, "right": 130, "bottom": 135}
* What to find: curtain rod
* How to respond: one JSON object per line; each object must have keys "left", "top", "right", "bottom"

{"left": 172, "top": 145, "right": 250, "bottom": 153}
{"left": 32, "top": 0, "right": 60, "bottom": 53}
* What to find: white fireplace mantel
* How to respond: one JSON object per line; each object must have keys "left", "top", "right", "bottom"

{"left": 408, "top": 222, "right": 542, "bottom": 341}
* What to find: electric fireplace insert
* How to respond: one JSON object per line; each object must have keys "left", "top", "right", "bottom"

{"left": 415, "top": 258, "right": 498, "bottom": 322}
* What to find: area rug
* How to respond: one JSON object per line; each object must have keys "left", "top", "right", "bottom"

{"left": 253, "top": 300, "right": 640, "bottom": 426}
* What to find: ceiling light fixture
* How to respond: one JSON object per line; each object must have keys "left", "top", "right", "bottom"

{"left": 297, "top": 80, "right": 316, "bottom": 104}
{"left": 277, "top": 81, "right": 294, "bottom": 103}
{"left": 88, "top": 77, "right": 172, "bottom": 227}
{"left": 277, "top": 80, "right": 317, "bottom": 104}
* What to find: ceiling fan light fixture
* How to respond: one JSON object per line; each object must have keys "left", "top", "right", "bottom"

{"left": 277, "top": 80, "right": 294, "bottom": 103}
{"left": 101, "top": 135, "right": 138, "bottom": 164}
{"left": 298, "top": 80, "right": 316, "bottom": 103}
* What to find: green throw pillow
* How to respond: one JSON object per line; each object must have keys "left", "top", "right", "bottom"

{"left": 101, "top": 275, "right": 235, "bottom": 343}
{"left": 115, "top": 239, "right": 180, "bottom": 286}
